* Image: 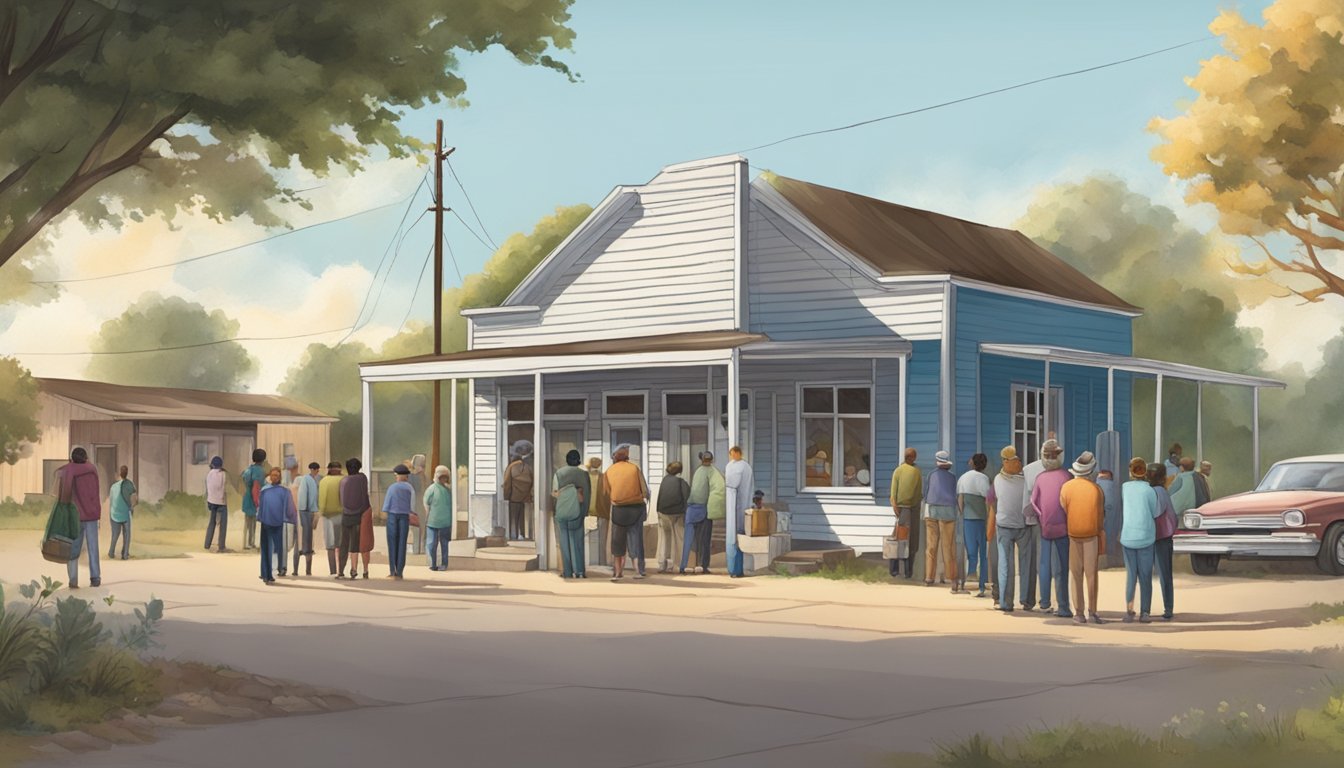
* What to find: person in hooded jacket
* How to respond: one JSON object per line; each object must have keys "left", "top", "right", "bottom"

{"left": 60, "top": 447, "right": 102, "bottom": 588}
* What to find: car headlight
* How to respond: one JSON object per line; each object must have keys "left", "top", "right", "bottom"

{"left": 1183, "top": 513, "right": 1202, "bottom": 530}
{"left": 1282, "top": 509, "right": 1305, "bottom": 527}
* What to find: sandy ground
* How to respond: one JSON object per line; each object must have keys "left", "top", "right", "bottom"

{"left": 2, "top": 531, "right": 1341, "bottom": 767}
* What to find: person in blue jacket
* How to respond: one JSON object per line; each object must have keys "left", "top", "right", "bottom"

{"left": 257, "top": 467, "right": 296, "bottom": 585}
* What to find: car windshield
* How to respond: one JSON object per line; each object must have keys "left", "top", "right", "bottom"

{"left": 1256, "top": 462, "right": 1344, "bottom": 493}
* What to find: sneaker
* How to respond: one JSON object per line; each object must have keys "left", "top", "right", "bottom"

{"left": 1055, "top": 611, "right": 1074, "bottom": 619}
{"left": 335, "top": 573, "right": 345, "bottom": 579}
{"left": 1123, "top": 611, "right": 1135, "bottom": 624}
{"left": 90, "top": 578, "right": 101, "bottom": 587}
{"left": 1161, "top": 614, "right": 1174, "bottom": 621}
{"left": 610, "top": 576, "right": 623, "bottom": 582}
{"left": 1090, "top": 614, "right": 1106, "bottom": 625}
{"left": 1139, "top": 613, "right": 1152, "bottom": 624}
{"left": 69, "top": 582, "right": 79, "bottom": 589}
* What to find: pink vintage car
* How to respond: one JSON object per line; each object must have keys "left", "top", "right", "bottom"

{"left": 1174, "top": 454, "right": 1344, "bottom": 577}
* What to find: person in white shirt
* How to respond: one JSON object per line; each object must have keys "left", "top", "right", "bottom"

{"left": 956, "top": 453, "right": 992, "bottom": 597}
{"left": 724, "top": 446, "right": 755, "bottom": 578}
{"left": 989, "top": 446, "right": 1028, "bottom": 613}
{"left": 204, "top": 456, "right": 229, "bottom": 552}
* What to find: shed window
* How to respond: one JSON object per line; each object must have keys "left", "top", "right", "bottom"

{"left": 800, "top": 385, "right": 872, "bottom": 488}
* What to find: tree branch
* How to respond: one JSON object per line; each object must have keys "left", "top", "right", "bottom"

{"left": 0, "top": 102, "right": 190, "bottom": 270}
{"left": 0, "top": 0, "right": 107, "bottom": 109}
{"left": 1282, "top": 218, "right": 1344, "bottom": 253}
{"left": 76, "top": 93, "right": 131, "bottom": 177}
{"left": 1294, "top": 199, "right": 1344, "bottom": 234}
{"left": 0, "top": 6, "right": 17, "bottom": 77}
{"left": 0, "top": 156, "right": 39, "bottom": 199}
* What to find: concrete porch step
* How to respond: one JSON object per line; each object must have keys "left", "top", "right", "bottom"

{"left": 774, "top": 547, "right": 855, "bottom": 569}
{"left": 773, "top": 560, "right": 821, "bottom": 576}
{"left": 448, "top": 546, "right": 538, "bottom": 572}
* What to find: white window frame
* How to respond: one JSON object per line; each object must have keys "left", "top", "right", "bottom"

{"left": 796, "top": 382, "right": 874, "bottom": 495}
{"left": 1010, "top": 383, "right": 1064, "bottom": 465}
{"left": 602, "top": 390, "right": 650, "bottom": 480}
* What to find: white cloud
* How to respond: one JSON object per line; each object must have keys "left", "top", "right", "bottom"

{"left": 1239, "top": 300, "right": 1343, "bottom": 375}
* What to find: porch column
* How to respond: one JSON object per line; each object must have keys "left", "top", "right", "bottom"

{"left": 897, "top": 353, "right": 908, "bottom": 456}
{"left": 1043, "top": 360, "right": 1051, "bottom": 438}
{"left": 1196, "top": 381, "right": 1203, "bottom": 463}
{"left": 361, "top": 379, "right": 372, "bottom": 488}
{"left": 1154, "top": 374, "right": 1164, "bottom": 462}
{"left": 1252, "top": 386, "right": 1261, "bottom": 483}
{"left": 533, "top": 372, "right": 547, "bottom": 571}
{"left": 449, "top": 378, "right": 458, "bottom": 529}
{"left": 726, "top": 349, "right": 741, "bottom": 574}
{"left": 706, "top": 367, "right": 714, "bottom": 453}
{"left": 1106, "top": 367, "right": 1114, "bottom": 432}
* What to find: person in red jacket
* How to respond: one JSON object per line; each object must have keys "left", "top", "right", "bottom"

{"left": 60, "top": 447, "right": 103, "bottom": 588}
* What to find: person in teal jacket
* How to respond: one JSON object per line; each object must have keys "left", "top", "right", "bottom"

{"left": 1120, "top": 457, "right": 1162, "bottom": 623}
{"left": 552, "top": 450, "right": 590, "bottom": 579}
{"left": 423, "top": 464, "right": 454, "bottom": 571}
{"left": 239, "top": 448, "right": 268, "bottom": 550}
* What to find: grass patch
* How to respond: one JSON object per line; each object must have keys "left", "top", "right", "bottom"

{"left": 779, "top": 557, "right": 893, "bottom": 584}
{"left": 886, "top": 693, "right": 1344, "bottom": 767}
{"left": 1307, "top": 602, "right": 1344, "bottom": 625}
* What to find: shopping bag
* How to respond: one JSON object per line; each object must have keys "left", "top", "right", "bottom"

{"left": 41, "top": 473, "right": 80, "bottom": 563}
{"left": 882, "top": 536, "right": 908, "bottom": 560}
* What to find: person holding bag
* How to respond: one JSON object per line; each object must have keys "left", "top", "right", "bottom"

{"left": 41, "top": 455, "right": 82, "bottom": 567}
{"left": 552, "top": 450, "right": 590, "bottom": 579}
{"left": 57, "top": 447, "right": 102, "bottom": 588}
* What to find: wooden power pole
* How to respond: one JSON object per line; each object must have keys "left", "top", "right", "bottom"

{"left": 430, "top": 119, "right": 455, "bottom": 474}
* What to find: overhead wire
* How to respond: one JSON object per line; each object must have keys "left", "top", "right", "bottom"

{"left": 10, "top": 326, "right": 355, "bottom": 356}
{"left": 446, "top": 158, "right": 499, "bottom": 250}
{"left": 395, "top": 241, "right": 437, "bottom": 335}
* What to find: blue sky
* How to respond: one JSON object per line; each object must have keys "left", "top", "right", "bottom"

{"left": 11, "top": 0, "right": 1307, "bottom": 391}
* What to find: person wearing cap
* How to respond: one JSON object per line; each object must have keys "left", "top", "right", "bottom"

{"left": 552, "top": 450, "right": 590, "bottom": 579}
{"left": 923, "top": 450, "right": 959, "bottom": 588}
{"left": 257, "top": 467, "right": 296, "bottom": 585}
{"left": 1148, "top": 462, "right": 1179, "bottom": 621}
{"left": 204, "top": 455, "right": 229, "bottom": 552}
{"left": 957, "top": 454, "right": 992, "bottom": 597}
{"left": 383, "top": 463, "right": 415, "bottom": 579}
{"left": 502, "top": 441, "right": 535, "bottom": 541}
{"left": 424, "top": 464, "right": 454, "bottom": 571}
{"left": 888, "top": 448, "right": 922, "bottom": 579}
{"left": 337, "top": 458, "right": 371, "bottom": 579}
{"left": 683, "top": 451, "right": 723, "bottom": 574}
{"left": 318, "top": 461, "right": 344, "bottom": 576}
{"left": 1061, "top": 452, "right": 1106, "bottom": 625}
{"left": 655, "top": 461, "right": 690, "bottom": 574}
{"left": 989, "top": 446, "right": 1028, "bottom": 612}
{"left": 1030, "top": 439, "right": 1073, "bottom": 618}
{"left": 603, "top": 445, "right": 650, "bottom": 581}
{"left": 1120, "top": 457, "right": 1161, "bottom": 623}
{"left": 725, "top": 446, "right": 755, "bottom": 578}
{"left": 240, "top": 448, "right": 268, "bottom": 550}
{"left": 293, "top": 461, "right": 321, "bottom": 576}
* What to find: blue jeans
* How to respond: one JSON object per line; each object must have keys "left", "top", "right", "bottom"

{"left": 259, "top": 523, "right": 283, "bottom": 581}
{"left": 682, "top": 518, "right": 711, "bottom": 571}
{"left": 1124, "top": 544, "right": 1156, "bottom": 615}
{"left": 386, "top": 514, "right": 410, "bottom": 576}
{"left": 1038, "top": 535, "right": 1072, "bottom": 615}
{"left": 68, "top": 519, "right": 101, "bottom": 585}
{"left": 205, "top": 503, "right": 228, "bottom": 550}
{"left": 109, "top": 519, "right": 131, "bottom": 558}
{"left": 556, "top": 518, "right": 586, "bottom": 577}
{"left": 996, "top": 525, "right": 1030, "bottom": 611}
{"left": 963, "top": 518, "right": 988, "bottom": 591}
{"left": 726, "top": 514, "right": 743, "bottom": 577}
{"left": 428, "top": 526, "right": 451, "bottom": 570}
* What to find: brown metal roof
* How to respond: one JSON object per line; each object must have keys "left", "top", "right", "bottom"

{"left": 364, "top": 330, "right": 767, "bottom": 367}
{"left": 37, "top": 378, "right": 335, "bottom": 423}
{"left": 765, "top": 174, "right": 1139, "bottom": 312}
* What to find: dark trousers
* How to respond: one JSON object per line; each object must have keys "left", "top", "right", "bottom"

{"left": 108, "top": 519, "right": 131, "bottom": 559}
{"left": 244, "top": 515, "right": 257, "bottom": 549}
{"left": 205, "top": 503, "right": 228, "bottom": 551}
{"left": 294, "top": 511, "right": 315, "bottom": 573}
{"left": 338, "top": 520, "right": 361, "bottom": 575}
{"left": 428, "top": 526, "right": 451, "bottom": 570}
{"left": 1039, "top": 535, "right": 1071, "bottom": 614}
{"left": 259, "top": 524, "right": 283, "bottom": 581}
{"left": 1155, "top": 536, "right": 1175, "bottom": 617}
{"left": 625, "top": 510, "right": 647, "bottom": 575}
{"left": 508, "top": 501, "right": 529, "bottom": 540}
{"left": 681, "top": 519, "right": 712, "bottom": 571}
{"left": 386, "top": 514, "right": 410, "bottom": 576}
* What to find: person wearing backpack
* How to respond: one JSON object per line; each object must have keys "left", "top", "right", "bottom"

{"left": 107, "top": 465, "right": 137, "bottom": 560}
{"left": 552, "top": 450, "right": 590, "bottom": 579}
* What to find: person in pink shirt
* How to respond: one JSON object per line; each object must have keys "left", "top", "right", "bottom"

{"left": 59, "top": 447, "right": 103, "bottom": 588}
{"left": 1029, "top": 442, "right": 1073, "bottom": 618}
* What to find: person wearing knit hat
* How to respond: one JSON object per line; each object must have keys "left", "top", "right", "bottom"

{"left": 1120, "top": 457, "right": 1160, "bottom": 623}
{"left": 1030, "top": 439, "right": 1074, "bottom": 618}
{"left": 1061, "top": 451, "right": 1106, "bottom": 624}
{"left": 923, "top": 450, "right": 959, "bottom": 589}
{"left": 423, "top": 464, "right": 454, "bottom": 571}
{"left": 990, "top": 445, "right": 1029, "bottom": 612}
{"left": 204, "top": 456, "right": 229, "bottom": 553}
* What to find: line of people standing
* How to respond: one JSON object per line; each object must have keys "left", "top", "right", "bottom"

{"left": 888, "top": 441, "right": 1184, "bottom": 624}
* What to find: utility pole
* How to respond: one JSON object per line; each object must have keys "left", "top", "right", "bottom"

{"left": 430, "top": 119, "right": 455, "bottom": 476}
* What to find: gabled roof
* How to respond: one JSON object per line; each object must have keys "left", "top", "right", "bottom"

{"left": 36, "top": 378, "right": 335, "bottom": 424}
{"left": 764, "top": 174, "right": 1139, "bottom": 312}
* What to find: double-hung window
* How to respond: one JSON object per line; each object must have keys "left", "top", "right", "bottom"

{"left": 800, "top": 385, "right": 872, "bottom": 489}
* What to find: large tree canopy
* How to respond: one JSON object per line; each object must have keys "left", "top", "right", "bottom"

{"left": 0, "top": 0, "right": 576, "bottom": 278}
{"left": 1149, "top": 0, "right": 1344, "bottom": 304}
{"left": 87, "top": 293, "right": 257, "bottom": 391}
{"left": 0, "top": 355, "right": 40, "bottom": 465}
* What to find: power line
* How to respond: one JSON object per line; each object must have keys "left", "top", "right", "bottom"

{"left": 443, "top": 231, "right": 463, "bottom": 283}
{"left": 450, "top": 209, "right": 495, "bottom": 253}
{"left": 737, "top": 36, "right": 1215, "bottom": 154}
{"left": 446, "top": 158, "right": 499, "bottom": 251}
{"left": 9, "top": 325, "right": 354, "bottom": 356}
{"left": 395, "top": 241, "right": 437, "bottom": 335}
{"left": 35, "top": 195, "right": 418, "bottom": 285}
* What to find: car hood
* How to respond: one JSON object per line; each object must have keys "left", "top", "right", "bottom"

{"left": 1198, "top": 490, "right": 1338, "bottom": 517}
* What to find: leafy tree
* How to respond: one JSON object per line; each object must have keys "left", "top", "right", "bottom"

{"left": 87, "top": 293, "right": 257, "bottom": 391}
{"left": 0, "top": 0, "right": 577, "bottom": 277}
{"left": 1149, "top": 0, "right": 1344, "bottom": 304}
{"left": 0, "top": 356, "right": 40, "bottom": 465}
{"left": 1017, "top": 175, "right": 1269, "bottom": 492}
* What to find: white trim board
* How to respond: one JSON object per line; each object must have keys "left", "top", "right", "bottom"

{"left": 980, "top": 343, "right": 1285, "bottom": 389}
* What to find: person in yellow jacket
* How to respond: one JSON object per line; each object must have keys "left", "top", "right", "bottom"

{"left": 1061, "top": 451, "right": 1106, "bottom": 625}
{"left": 888, "top": 448, "right": 923, "bottom": 578}
{"left": 317, "top": 461, "right": 344, "bottom": 576}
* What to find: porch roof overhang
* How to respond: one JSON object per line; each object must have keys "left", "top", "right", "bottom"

{"left": 978, "top": 343, "right": 1285, "bottom": 389}
{"left": 359, "top": 330, "right": 913, "bottom": 383}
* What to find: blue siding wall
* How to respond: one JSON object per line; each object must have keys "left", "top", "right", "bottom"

{"left": 954, "top": 288, "right": 1134, "bottom": 469}
{"left": 906, "top": 340, "right": 942, "bottom": 473}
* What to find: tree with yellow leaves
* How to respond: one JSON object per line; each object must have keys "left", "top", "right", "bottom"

{"left": 1150, "top": 0, "right": 1344, "bottom": 304}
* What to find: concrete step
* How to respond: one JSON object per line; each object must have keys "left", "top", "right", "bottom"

{"left": 448, "top": 546, "right": 538, "bottom": 572}
{"left": 774, "top": 547, "right": 855, "bottom": 568}
{"left": 505, "top": 539, "right": 536, "bottom": 549}
{"left": 774, "top": 560, "right": 821, "bottom": 576}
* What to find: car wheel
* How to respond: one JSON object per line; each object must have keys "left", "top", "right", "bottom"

{"left": 1316, "top": 523, "right": 1344, "bottom": 576}
{"left": 1190, "top": 553, "right": 1220, "bottom": 576}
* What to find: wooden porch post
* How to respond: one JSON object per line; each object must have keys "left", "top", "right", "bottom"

{"left": 449, "top": 378, "right": 458, "bottom": 533}
{"left": 726, "top": 349, "right": 741, "bottom": 572}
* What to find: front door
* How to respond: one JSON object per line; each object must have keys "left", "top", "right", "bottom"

{"left": 668, "top": 421, "right": 710, "bottom": 484}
